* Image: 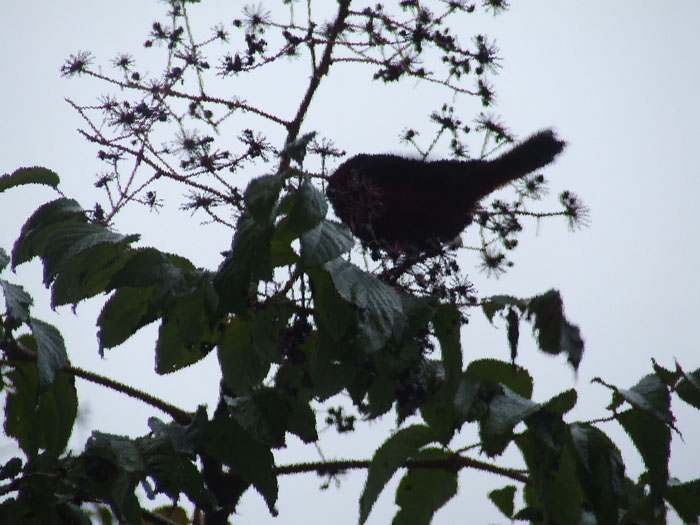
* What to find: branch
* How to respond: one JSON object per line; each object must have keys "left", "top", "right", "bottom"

{"left": 1, "top": 340, "right": 193, "bottom": 426}
{"left": 276, "top": 454, "right": 530, "bottom": 485}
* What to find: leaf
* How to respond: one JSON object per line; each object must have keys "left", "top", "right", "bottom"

{"left": 4, "top": 358, "right": 78, "bottom": 458}
{"left": 489, "top": 485, "right": 517, "bottom": 518}
{"left": 467, "top": 358, "right": 533, "bottom": 399}
{"left": 12, "top": 198, "right": 86, "bottom": 269}
{"left": 392, "top": 448, "right": 458, "bottom": 525}
{"left": 284, "top": 397, "right": 318, "bottom": 444}
{"left": 570, "top": 424, "right": 625, "bottom": 524}
{"left": 0, "top": 457, "right": 23, "bottom": 480}
{"left": 277, "top": 176, "right": 328, "bottom": 241}
{"left": 481, "top": 386, "right": 539, "bottom": 456}
{"left": 526, "top": 290, "right": 584, "bottom": 370}
{"left": 51, "top": 242, "right": 135, "bottom": 309}
{"left": 98, "top": 286, "right": 154, "bottom": 350}
{"left": 618, "top": 408, "right": 670, "bottom": 507}
{"left": 155, "top": 282, "right": 215, "bottom": 374}
{"left": 300, "top": 219, "right": 353, "bottom": 267}
{"left": 307, "top": 266, "right": 353, "bottom": 341}
{"left": 226, "top": 388, "right": 289, "bottom": 448}
{"left": 29, "top": 318, "right": 67, "bottom": 388}
{"left": 481, "top": 294, "right": 523, "bottom": 323}
{"left": 217, "top": 319, "right": 270, "bottom": 394}
{"left": 517, "top": 433, "right": 582, "bottom": 525}
{"left": 40, "top": 222, "right": 139, "bottom": 286}
{"left": 280, "top": 131, "right": 316, "bottom": 165}
{"left": 0, "top": 280, "right": 33, "bottom": 325}
{"left": 203, "top": 415, "right": 278, "bottom": 514}
{"left": 0, "top": 166, "right": 60, "bottom": 193}
{"left": 359, "top": 424, "right": 435, "bottom": 524}
{"left": 676, "top": 366, "right": 700, "bottom": 410}
{"left": 420, "top": 304, "right": 462, "bottom": 443}
{"left": 664, "top": 478, "right": 700, "bottom": 524}
{"left": 324, "top": 257, "right": 405, "bottom": 352}
{"left": 506, "top": 307, "right": 519, "bottom": 362}
{"left": 244, "top": 174, "right": 282, "bottom": 225}
{"left": 214, "top": 214, "right": 273, "bottom": 314}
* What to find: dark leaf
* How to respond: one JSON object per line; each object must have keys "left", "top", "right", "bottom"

{"left": 226, "top": 388, "right": 289, "bottom": 448}
{"left": 481, "top": 294, "right": 523, "bottom": 323}
{"left": 664, "top": 478, "right": 700, "bottom": 524}
{"left": 280, "top": 132, "right": 316, "bottom": 165}
{"left": 527, "top": 289, "right": 584, "bottom": 370}
{"left": 40, "top": 222, "right": 139, "bottom": 286}
{"left": 488, "top": 485, "right": 517, "bottom": 518}
{"left": 217, "top": 318, "right": 270, "bottom": 394}
{"left": 393, "top": 448, "right": 458, "bottom": 525}
{"left": 618, "top": 408, "right": 670, "bottom": 507}
{"left": 324, "top": 257, "right": 405, "bottom": 352}
{"left": 244, "top": 174, "right": 282, "bottom": 226}
{"left": 29, "top": 318, "right": 67, "bottom": 388}
{"left": 12, "top": 198, "right": 85, "bottom": 269}
{"left": 359, "top": 424, "right": 435, "bottom": 524}
{"left": 481, "top": 386, "right": 539, "bottom": 456}
{"left": 0, "top": 166, "right": 60, "bottom": 193}
{"left": 277, "top": 176, "right": 327, "bottom": 241}
{"left": 0, "top": 280, "right": 33, "bottom": 325}
{"left": 676, "top": 366, "right": 700, "bottom": 410}
{"left": 203, "top": 415, "right": 278, "bottom": 514}
{"left": 467, "top": 358, "right": 533, "bottom": 399}
{"left": 570, "top": 423, "right": 625, "bottom": 524}
{"left": 300, "top": 219, "right": 353, "bottom": 267}
{"left": 4, "top": 358, "right": 77, "bottom": 457}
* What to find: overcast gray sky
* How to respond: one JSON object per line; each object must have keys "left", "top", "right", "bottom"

{"left": 1, "top": 2, "right": 699, "bottom": 524}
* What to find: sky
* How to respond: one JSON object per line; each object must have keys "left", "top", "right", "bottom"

{"left": 1, "top": 1, "right": 700, "bottom": 524}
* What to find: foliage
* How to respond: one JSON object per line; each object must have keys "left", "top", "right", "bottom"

{"left": 1, "top": 2, "right": 698, "bottom": 525}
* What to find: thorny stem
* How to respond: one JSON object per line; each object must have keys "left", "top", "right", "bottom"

{"left": 275, "top": 455, "right": 530, "bottom": 485}
{"left": 280, "top": 0, "right": 352, "bottom": 172}
{"left": 0, "top": 339, "right": 193, "bottom": 426}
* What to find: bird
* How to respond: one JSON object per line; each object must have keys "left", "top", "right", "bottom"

{"left": 326, "top": 129, "right": 566, "bottom": 251}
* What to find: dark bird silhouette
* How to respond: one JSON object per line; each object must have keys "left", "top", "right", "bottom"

{"left": 326, "top": 129, "right": 566, "bottom": 251}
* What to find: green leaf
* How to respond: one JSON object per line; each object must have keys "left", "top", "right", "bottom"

{"left": 12, "top": 198, "right": 86, "bottom": 269}
{"left": 506, "top": 307, "right": 519, "bottom": 362}
{"left": 284, "top": 397, "right": 318, "bottom": 444}
{"left": 155, "top": 282, "right": 215, "bottom": 374}
{"left": 481, "top": 386, "right": 539, "bottom": 456}
{"left": 307, "top": 267, "right": 353, "bottom": 341}
{"left": 517, "top": 433, "right": 582, "bottom": 525}
{"left": 300, "top": 219, "right": 353, "bottom": 267}
{"left": 277, "top": 176, "right": 327, "bottom": 241}
{"left": 618, "top": 408, "right": 670, "bottom": 506}
{"left": 41, "top": 222, "right": 139, "bottom": 286}
{"left": 0, "top": 166, "right": 60, "bottom": 193}
{"left": 244, "top": 174, "right": 282, "bottom": 225}
{"left": 570, "top": 424, "right": 625, "bottom": 524}
{"left": 280, "top": 131, "right": 316, "bottom": 165}
{"left": 98, "top": 286, "right": 154, "bottom": 349}
{"left": 217, "top": 319, "right": 270, "bottom": 394}
{"left": 214, "top": 214, "right": 273, "bottom": 314}
{"left": 359, "top": 424, "right": 435, "bottom": 524}
{"left": 467, "top": 358, "right": 533, "bottom": 399}
{"left": 0, "top": 280, "right": 33, "bottom": 325}
{"left": 664, "top": 478, "right": 700, "bottom": 524}
{"left": 226, "top": 388, "right": 289, "bottom": 448}
{"left": 488, "top": 485, "right": 517, "bottom": 518}
{"left": 481, "top": 294, "right": 524, "bottom": 323}
{"left": 324, "top": 257, "right": 405, "bottom": 352}
{"left": 4, "top": 359, "right": 78, "bottom": 457}
{"left": 676, "top": 366, "right": 700, "bottom": 410}
{"left": 203, "top": 415, "right": 278, "bottom": 514}
{"left": 51, "top": 241, "right": 135, "bottom": 309}
{"left": 29, "top": 318, "right": 67, "bottom": 388}
{"left": 526, "top": 290, "right": 584, "bottom": 370}
{"left": 392, "top": 448, "right": 458, "bottom": 525}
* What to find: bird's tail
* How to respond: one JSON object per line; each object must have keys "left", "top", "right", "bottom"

{"left": 478, "top": 129, "right": 566, "bottom": 195}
